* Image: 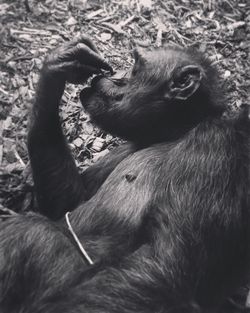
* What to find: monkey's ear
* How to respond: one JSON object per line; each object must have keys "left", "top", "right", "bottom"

{"left": 169, "top": 65, "right": 203, "bottom": 100}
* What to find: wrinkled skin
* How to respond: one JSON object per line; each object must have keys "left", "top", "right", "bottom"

{"left": 0, "top": 37, "right": 249, "bottom": 313}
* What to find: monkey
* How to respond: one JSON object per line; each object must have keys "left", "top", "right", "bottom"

{"left": 0, "top": 37, "right": 249, "bottom": 312}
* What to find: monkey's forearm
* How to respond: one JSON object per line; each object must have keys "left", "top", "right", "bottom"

{"left": 28, "top": 73, "right": 85, "bottom": 220}
{"left": 29, "top": 70, "right": 65, "bottom": 134}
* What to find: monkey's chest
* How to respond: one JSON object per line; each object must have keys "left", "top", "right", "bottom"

{"left": 92, "top": 147, "right": 169, "bottom": 224}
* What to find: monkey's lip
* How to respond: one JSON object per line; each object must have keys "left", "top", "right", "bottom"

{"left": 80, "top": 72, "right": 128, "bottom": 104}
{"left": 80, "top": 75, "right": 106, "bottom": 103}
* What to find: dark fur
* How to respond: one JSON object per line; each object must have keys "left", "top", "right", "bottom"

{"left": 0, "top": 39, "right": 249, "bottom": 312}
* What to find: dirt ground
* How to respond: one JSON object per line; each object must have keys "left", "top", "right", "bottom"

{"left": 0, "top": 0, "right": 249, "bottom": 212}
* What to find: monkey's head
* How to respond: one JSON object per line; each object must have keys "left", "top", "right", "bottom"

{"left": 80, "top": 45, "right": 225, "bottom": 144}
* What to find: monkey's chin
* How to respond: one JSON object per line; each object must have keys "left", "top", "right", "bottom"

{"left": 80, "top": 87, "right": 93, "bottom": 104}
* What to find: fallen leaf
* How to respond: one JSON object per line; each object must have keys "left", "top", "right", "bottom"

{"left": 0, "top": 3, "right": 10, "bottom": 15}
{"left": 73, "top": 138, "right": 84, "bottom": 147}
{"left": 224, "top": 70, "right": 231, "bottom": 79}
{"left": 102, "top": 22, "right": 126, "bottom": 35}
{"left": 66, "top": 16, "right": 78, "bottom": 26}
{"left": 138, "top": 0, "right": 152, "bottom": 9}
{"left": 91, "top": 137, "right": 105, "bottom": 152}
{"left": 86, "top": 9, "right": 103, "bottom": 20}
{"left": 100, "top": 32, "right": 112, "bottom": 42}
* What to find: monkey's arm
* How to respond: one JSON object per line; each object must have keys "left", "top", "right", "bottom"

{"left": 28, "top": 37, "right": 111, "bottom": 220}
{"left": 71, "top": 247, "right": 194, "bottom": 313}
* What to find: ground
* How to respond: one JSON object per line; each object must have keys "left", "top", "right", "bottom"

{"left": 0, "top": 0, "right": 249, "bottom": 212}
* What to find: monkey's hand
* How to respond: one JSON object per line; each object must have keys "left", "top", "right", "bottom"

{"left": 42, "top": 36, "right": 112, "bottom": 84}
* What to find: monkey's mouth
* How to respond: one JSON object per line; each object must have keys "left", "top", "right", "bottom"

{"left": 80, "top": 70, "right": 130, "bottom": 105}
{"left": 79, "top": 75, "right": 106, "bottom": 103}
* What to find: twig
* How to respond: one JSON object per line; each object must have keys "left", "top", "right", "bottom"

{"left": 119, "top": 15, "right": 136, "bottom": 27}
{"left": 10, "top": 28, "right": 51, "bottom": 36}
{"left": 224, "top": 21, "right": 245, "bottom": 30}
{"left": 14, "top": 149, "right": 26, "bottom": 167}
{"left": 24, "top": 0, "right": 31, "bottom": 13}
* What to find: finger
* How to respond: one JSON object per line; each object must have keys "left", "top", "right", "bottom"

{"left": 63, "top": 36, "right": 99, "bottom": 55}
{"left": 47, "top": 39, "right": 113, "bottom": 74}
{"left": 52, "top": 61, "right": 101, "bottom": 83}
{"left": 78, "top": 35, "right": 100, "bottom": 54}
{"left": 57, "top": 61, "right": 101, "bottom": 74}
{"left": 74, "top": 43, "right": 113, "bottom": 72}
{"left": 78, "top": 64, "right": 102, "bottom": 76}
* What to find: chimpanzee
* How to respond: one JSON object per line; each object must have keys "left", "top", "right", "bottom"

{"left": 0, "top": 36, "right": 249, "bottom": 313}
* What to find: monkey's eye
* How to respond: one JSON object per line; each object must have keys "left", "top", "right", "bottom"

{"left": 108, "top": 71, "right": 130, "bottom": 86}
{"left": 110, "top": 78, "right": 128, "bottom": 87}
{"left": 177, "top": 74, "right": 191, "bottom": 87}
